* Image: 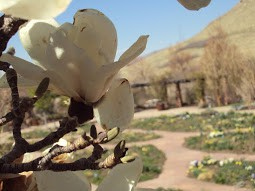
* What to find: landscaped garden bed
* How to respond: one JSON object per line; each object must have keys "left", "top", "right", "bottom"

{"left": 131, "top": 111, "right": 255, "bottom": 132}
{"left": 187, "top": 156, "right": 255, "bottom": 189}
{"left": 184, "top": 127, "right": 255, "bottom": 153}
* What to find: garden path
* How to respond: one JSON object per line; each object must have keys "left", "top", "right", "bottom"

{"left": 131, "top": 106, "right": 255, "bottom": 191}
{"left": 133, "top": 130, "right": 255, "bottom": 191}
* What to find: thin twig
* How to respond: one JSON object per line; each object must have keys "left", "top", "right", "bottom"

{"left": 0, "top": 149, "right": 123, "bottom": 173}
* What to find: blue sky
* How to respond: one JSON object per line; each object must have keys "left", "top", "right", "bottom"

{"left": 8, "top": 0, "right": 239, "bottom": 60}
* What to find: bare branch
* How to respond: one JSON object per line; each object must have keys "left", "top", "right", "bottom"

{"left": 0, "top": 15, "right": 27, "bottom": 57}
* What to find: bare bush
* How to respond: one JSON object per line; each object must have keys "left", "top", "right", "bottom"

{"left": 201, "top": 27, "right": 241, "bottom": 106}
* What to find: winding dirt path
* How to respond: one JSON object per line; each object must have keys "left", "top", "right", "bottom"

{"left": 131, "top": 106, "right": 255, "bottom": 190}
{"left": 130, "top": 130, "right": 254, "bottom": 191}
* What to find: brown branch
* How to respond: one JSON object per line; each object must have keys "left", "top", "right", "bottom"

{"left": 38, "top": 132, "right": 92, "bottom": 169}
{"left": 27, "top": 117, "right": 78, "bottom": 152}
{"left": 1, "top": 116, "right": 79, "bottom": 164}
{"left": 6, "top": 69, "right": 20, "bottom": 116}
{"left": 0, "top": 157, "right": 109, "bottom": 173}
{"left": 0, "top": 144, "right": 125, "bottom": 173}
{"left": 38, "top": 129, "right": 106, "bottom": 169}
{"left": 0, "top": 15, "right": 27, "bottom": 57}
{"left": 0, "top": 112, "right": 15, "bottom": 126}
{"left": 0, "top": 70, "right": 76, "bottom": 164}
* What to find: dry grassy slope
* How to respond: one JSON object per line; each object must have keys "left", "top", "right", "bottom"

{"left": 122, "top": 0, "right": 255, "bottom": 83}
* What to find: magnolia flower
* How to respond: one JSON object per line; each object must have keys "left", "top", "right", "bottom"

{"left": 0, "top": 9, "right": 148, "bottom": 130}
{"left": 177, "top": 0, "right": 211, "bottom": 10}
{"left": 0, "top": 0, "right": 72, "bottom": 19}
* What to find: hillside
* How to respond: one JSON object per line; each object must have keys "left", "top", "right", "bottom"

{"left": 121, "top": 0, "right": 255, "bottom": 83}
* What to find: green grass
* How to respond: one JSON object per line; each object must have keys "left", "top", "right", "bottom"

{"left": 188, "top": 157, "right": 255, "bottom": 189}
{"left": 111, "top": 131, "right": 161, "bottom": 144}
{"left": 130, "top": 111, "right": 255, "bottom": 132}
{"left": 22, "top": 129, "right": 51, "bottom": 139}
{"left": 82, "top": 145, "right": 166, "bottom": 185}
{"left": 185, "top": 130, "right": 255, "bottom": 153}
{"left": 0, "top": 142, "right": 13, "bottom": 156}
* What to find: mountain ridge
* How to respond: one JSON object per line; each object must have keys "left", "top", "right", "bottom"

{"left": 121, "top": 0, "right": 255, "bottom": 83}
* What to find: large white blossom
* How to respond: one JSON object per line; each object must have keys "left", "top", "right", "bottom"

{"left": 177, "top": 0, "right": 211, "bottom": 10}
{"left": 0, "top": 9, "right": 148, "bottom": 131}
{"left": 0, "top": 0, "right": 71, "bottom": 19}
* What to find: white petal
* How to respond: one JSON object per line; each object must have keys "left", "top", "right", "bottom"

{"left": 0, "top": 54, "right": 45, "bottom": 82}
{"left": 177, "top": 0, "right": 211, "bottom": 10}
{"left": 88, "top": 36, "right": 148, "bottom": 102}
{"left": 34, "top": 171, "right": 91, "bottom": 191}
{"left": 0, "top": 54, "right": 78, "bottom": 98}
{"left": 96, "top": 158, "right": 143, "bottom": 191}
{"left": 93, "top": 78, "right": 134, "bottom": 131}
{"left": 73, "top": 9, "right": 117, "bottom": 67}
{"left": 100, "top": 35, "right": 149, "bottom": 76}
{"left": 79, "top": 66, "right": 115, "bottom": 103}
{"left": 19, "top": 19, "right": 59, "bottom": 64}
{"left": 119, "top": 35, "right": 149, "bottom": 63}
{"left": 45, "top": 70, "right": 81, "bottom": 101}
{"left": 0, "top": 0, "right": 72, "bottom": 19}
{"left": 0, "top": 0, "right": 18, "bottom": 10}
{"left": 44, "top": 28, "right": 89, "bottom": 99}
{"left": 57, "top": 22, "right": 76, "bottom": 42}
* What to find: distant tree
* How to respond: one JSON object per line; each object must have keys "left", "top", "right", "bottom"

{"left": 229, "top": 57, "right": 255, "bottom": 104}
{"left": 201, "top": 27, "right": 241, "bottom": 106}
{"left": 169, "top": 51, "right": 193, "bottom": 79}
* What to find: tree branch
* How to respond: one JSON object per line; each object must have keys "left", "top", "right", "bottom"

{"left": 0, "top": 15, "right": 27, "bottom": 57}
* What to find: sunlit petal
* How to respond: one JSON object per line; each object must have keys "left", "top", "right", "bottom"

{"left": 45, "top": 70, "right": 81, "bottom": 101}
{"left": 0, "top": 0, "right": 18, "bottom": 10}
{"left": 0, "top": 54, "right": 45, "bottom": 83}
{"left": 73, "top": 9, "right": 117, "bottom": 67}
{"left": 0, "top": 0, "right": 72, "bottom": 19}
{"left": 45, "top": 28, "right": 92, "bottom": 100}
{"left": 119, "top": 35, "right": 149, "bottom": 63}
{"left": 96, "top": 158, "right": 143, "bottom": 191}
{"left": 100, "top": 35, "right": 149, "bottom": 76}
{"left": 19, "top": 19, "right": 59, "bottom": 65}
{"left": 94, "top": 78, "right": 134, "bottom": 131}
